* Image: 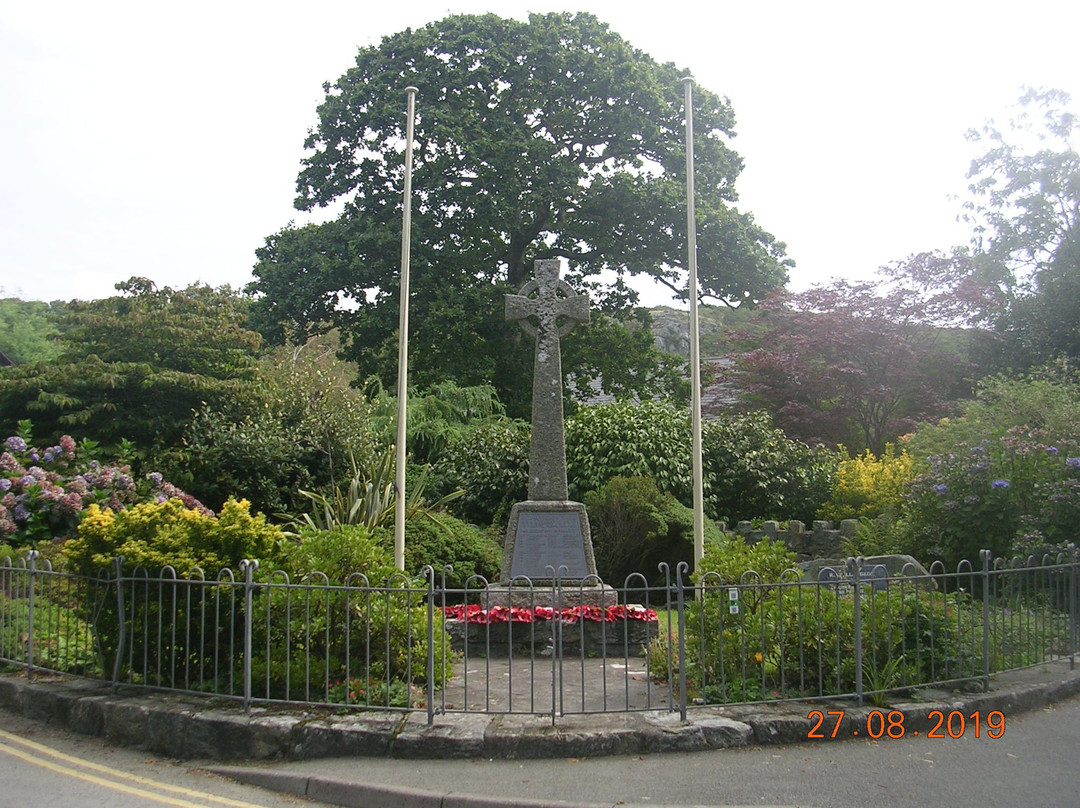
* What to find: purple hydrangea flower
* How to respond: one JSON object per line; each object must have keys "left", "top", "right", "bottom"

{"left": 0, "top": 479, "right": 9, "bottom": 492}
{"left": 4, "top": 437, "right": 27, "bottom": 454}
{"left": 12, "top": 504, "right": 30, "bottom": 522}
{"left": 1047, "top": 446, "right": 1060, "bottom": 454}
{"left": 932, "top": 483, "right": 948, "bottom": 494}
{"left": 147, "top": 471, "right": 164, "bottom": 486}
{"left": 992, "top": 479, "right": 1010, "bottom": 489}
{"left": 1067, "top": 457, "right": 1080, "bottom": 468}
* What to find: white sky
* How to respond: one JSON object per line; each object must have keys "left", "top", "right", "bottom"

{"left": 1, "top": 1, "right": 1077, "bottom": 306}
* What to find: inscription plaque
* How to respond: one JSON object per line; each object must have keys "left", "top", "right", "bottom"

{"left": 510, "top": 511, "right": 589, "bottom": 580}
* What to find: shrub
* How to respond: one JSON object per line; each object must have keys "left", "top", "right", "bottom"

{"left": 696, "top": 534, "right": 799, "bottom": 589}
{"left": 840, "top": 511, "right": 913, "bottom": 558}
{"left": 432, "top": 418, "right": 529, "bottom": 526}
{"left": 567, "top": 401, "right": 692, "bottom": 502}
{"left": 372, "top": 514, "right": 502, "bottom": 589}
{"left": 565, "top": 403, "right": 839, "bottom": 525}
{"left": 276, "top": 524, "right": 398, "bottom": 584}
{"left": 0, "top": 422, "right": 207, "bottom": 549}
{"left": 0, "top": 596, "right": 101, "bottom": 676}
{"left": 897, "top": 367, "right": 1080, "bottom": 568}
{"left": 51, "top": 498, "right": 281, "bottom": 691}
{"left": 584, "top": 476, "right": 723, "bottom": 585}
{"left": 252, "top": 525, "right": 449, "bottom": 701}
{"left": 162, "top": 336, "right": 379, "bottom": 514}
{"left": 63, "top": 497, "right": 282, "bottom": 575}
{"left": 655, "top": 557, "right": 989, "bottom": 704}
{"left": 904, "top": 437, "right": 1080, "bottom": 569}
{"left": 701, "top": 411, "right": 840, "bottom": 524}
{"left": 818, "top": 444, "right": 914, "bottom": 522}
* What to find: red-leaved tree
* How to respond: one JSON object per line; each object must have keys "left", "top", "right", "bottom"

{"left": 722, "top": 253, "right": 993, "bottom": 454}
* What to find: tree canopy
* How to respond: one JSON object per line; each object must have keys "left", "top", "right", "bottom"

{"left": 0, "top": 298, "right": 64, "bottom": 365}
{"left": 249, "top": 12, "right": 789, "bottom": 413}
{"left": 963, "top": 87, "right": 1080, "bottom": 368}
{"left": 723, "top": 255, "right": 974, "bottom": 455}
{"left": 0, "top": 278, "right": 261, "bottom": 452}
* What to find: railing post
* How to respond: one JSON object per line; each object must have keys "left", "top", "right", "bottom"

{"left": 240, "top": 559, "right": 259, "bottom": 715}
{"left": 26, "top": 550, "right": 38, "bottom": 682}
{"left": 849, "top": 557, "right": 863, "bottom": 706}
{"left": 1071, "top": 550, "right": 1079, "bottom": 671}
{"left": 425, "top": 565, "right": 436, "bottom": 727}
{"left": 675, "top": 562, "right": 689, "bottom": 722}
{"left": 981, "top": 549, "right": 992, "bottom": 690}
{"left": 111, "top": 556, "right": 126, "bottom": 693}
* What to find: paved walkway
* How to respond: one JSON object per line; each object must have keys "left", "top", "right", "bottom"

{"left": 439, "top": 655, "right": 672, "bottom": 715}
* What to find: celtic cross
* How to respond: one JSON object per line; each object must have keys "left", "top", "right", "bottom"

{"left": 505, "top": 259, "right": 590, "bottom": 501}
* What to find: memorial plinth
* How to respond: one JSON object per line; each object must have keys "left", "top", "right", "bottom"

{"left": 485, "top": 500, "right": 616, "bottom": 609}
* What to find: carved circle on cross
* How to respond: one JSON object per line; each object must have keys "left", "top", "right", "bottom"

{"left": 512, "top": 276, "right": 583, "bottom": 339}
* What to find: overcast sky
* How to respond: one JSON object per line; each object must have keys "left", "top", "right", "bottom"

{"left": 2, "top": 1, "right": 1077, "bottom": 306}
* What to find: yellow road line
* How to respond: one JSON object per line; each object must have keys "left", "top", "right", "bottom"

{"left": 0, "top": 727, "right": 275, "bottom": 808}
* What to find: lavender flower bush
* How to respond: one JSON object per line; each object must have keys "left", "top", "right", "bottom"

{"left": 0, "top": 421, "right": 208, "bottom": 548}
{"left": 905, "top": 429, "right": 1080, "bottom": 568}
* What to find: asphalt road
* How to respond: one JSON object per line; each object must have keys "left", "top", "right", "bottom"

{"left": 0, "top": 713, "right": 328, "bottom": 808}
{"left": 223, "top": 693, "right": 1080, "bottom": 808}
{"left": 3, "top": 693, "right": 1080, "bottom": 808}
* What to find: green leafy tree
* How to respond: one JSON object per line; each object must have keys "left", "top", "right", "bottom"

{"left": 963, "top": 88, "right": 1080, "bottom": 368}
{"left": 0, "top": 278, "right": 262, "bottom": 454}
{"left": 0, "top": 298, "right": 64, "bottom": 364}
{"left": 250, "top": 12, "right": 789, "bottom": 415}
{"left": 162, "top": 334, "right": 379, "bottom": 514}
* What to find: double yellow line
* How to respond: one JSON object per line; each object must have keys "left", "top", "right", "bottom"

{"left": 0, "top": 727, "right": 272, "bottom": 808}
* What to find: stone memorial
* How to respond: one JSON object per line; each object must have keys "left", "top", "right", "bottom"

{"left": 491, "top": 259, "right": 613, "bottom": 606}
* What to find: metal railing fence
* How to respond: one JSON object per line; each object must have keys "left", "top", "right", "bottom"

{"left": 1, "top": 550, "right": 1077, "bottom": 724}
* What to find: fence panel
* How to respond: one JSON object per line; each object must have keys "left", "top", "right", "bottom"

{"left": 1, "top": 552, "right": 1077, "bottom": 723}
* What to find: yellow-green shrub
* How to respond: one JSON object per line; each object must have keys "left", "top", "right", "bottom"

{"left": 818, "top": 444, "right": 914, "bottom": 522}
{"left": 63, "top": 497, "right": 283, "bottom": 574}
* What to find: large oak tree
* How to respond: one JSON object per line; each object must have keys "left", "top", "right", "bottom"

{"left": 249, "top": 12, "right": 789, "bottom": 414}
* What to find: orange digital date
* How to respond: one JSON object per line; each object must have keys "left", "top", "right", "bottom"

{"left": 806, "top": 709, "right": 1006, "bottom": 739}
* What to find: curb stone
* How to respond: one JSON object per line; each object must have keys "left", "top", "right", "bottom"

{"left": 0, "top": 661, "right": 1077, "bottom": 762}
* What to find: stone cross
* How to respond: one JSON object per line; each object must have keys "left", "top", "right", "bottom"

{"left": 505, "top": 259, "right": 590, "bottom": 501}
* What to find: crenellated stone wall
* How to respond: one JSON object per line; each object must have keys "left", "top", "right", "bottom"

{"left": 727, "top": 519, "right": 859, "bottom": 562}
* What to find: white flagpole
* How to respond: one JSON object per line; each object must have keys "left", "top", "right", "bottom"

{"left": 682, "top": 77, "right": 705, "bottom": 571}
{"left": 394, "top": 86, "right": 418, "bottom": 572}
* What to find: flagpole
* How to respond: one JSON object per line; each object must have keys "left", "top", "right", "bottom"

{"left": 394, "top": 86, "right": 418, "bottom": 572}
{"left": 682, "top": 76, "right": 705, "bottom": 572}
